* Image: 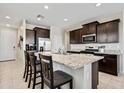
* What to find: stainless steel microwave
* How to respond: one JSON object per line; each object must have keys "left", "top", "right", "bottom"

{"left": 82, "top": 34, "right": 96, "bottom": 43}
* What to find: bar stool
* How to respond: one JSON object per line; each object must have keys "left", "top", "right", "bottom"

{"left": 23, "top": 51, "right": 31, "bottom": 82}
{"left": 39, "top": 54, "right": 73, "bottom": 89}
{"left": 28, "top": 51, "right": 44, "bottom": 89}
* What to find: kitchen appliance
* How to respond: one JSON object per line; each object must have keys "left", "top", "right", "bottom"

{"left": 82, "top": 34, "right": 96, "bottom": 43}
{"left": 80, "top": 46, "right": 98, "bottom": 54}
{"left": 38, "top": 38, "right": 51, "bottom": 51}
{"left": 98, "top": 46, "right": 105, "bottom": 53}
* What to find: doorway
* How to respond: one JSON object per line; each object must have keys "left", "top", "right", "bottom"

{"left": 0, "top": 27, "right": 17, "bottom": 61}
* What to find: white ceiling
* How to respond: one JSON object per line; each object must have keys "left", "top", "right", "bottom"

{"left": 0, "top": 3, "right": 124, "bottom": 29}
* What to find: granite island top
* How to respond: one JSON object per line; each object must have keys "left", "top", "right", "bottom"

{"left": 37, "top": 52, "right": 104, "bottom": 69}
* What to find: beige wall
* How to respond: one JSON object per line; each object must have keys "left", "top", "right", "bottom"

{"left": 17, "top": 19, "right": 26, "bottom": 63}
{"left": 50, "top": 26, "right": 65, "bottom": 52}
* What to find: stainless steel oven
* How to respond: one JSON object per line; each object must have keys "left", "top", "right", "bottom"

{"left": 82, "top": 34, "right": 96, "bottom": 43}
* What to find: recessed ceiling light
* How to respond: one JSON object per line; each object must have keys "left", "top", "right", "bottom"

{"left": 5, "top": 16, "right": 10, "bottom": 19}
{"left": 96, "top": 3, "right": 101, "bottom": 7}
{"left": 37, "top": 17, "right": 41, "bottom": 21}
{"left": 64, "top": 18, "right": 68, "bottom": 22}
{"left": 37, "top": 14, "right": 45, "bottom": 21}
{"left": 44, "top": 5, "right": 49, "bottom": 9}
{"left": 6, "top": 24, "right": 10, "bottom": 27}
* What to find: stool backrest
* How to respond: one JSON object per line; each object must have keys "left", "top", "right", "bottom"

{"left": 24, "top": 51, "right": 30, "bottom": 65}
{"left": 28, "top": 51, "right": 37, "bottom": 69}
{"left": 39, "top": 54, "right": 53, "bottom": 87}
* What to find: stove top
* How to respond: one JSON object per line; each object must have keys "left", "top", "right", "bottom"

{"left": 85, "top": 49, "right": 99, "bottom": 52}
{"left": 80, "top": 49, "right": 98, "bottom": 54}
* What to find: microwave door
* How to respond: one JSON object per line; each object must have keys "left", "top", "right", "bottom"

{"left": 82, "top": 34, "right": 96, "bottom": 43}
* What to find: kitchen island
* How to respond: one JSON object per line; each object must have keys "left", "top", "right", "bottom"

{"left": 37, "top": 52, "right": 103, "bottom": 89}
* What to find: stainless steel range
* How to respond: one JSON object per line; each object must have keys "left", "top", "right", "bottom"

{"left": 80, "top": 47, "right": 99, "bottom": 54}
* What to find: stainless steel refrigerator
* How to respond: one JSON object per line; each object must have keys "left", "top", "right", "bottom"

{"left": 38, "top": 38, "right": 51, "bottom": 51}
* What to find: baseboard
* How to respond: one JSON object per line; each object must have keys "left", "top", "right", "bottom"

{"left": 118, "top": 72, "right": 124, "bottom": 76}
{"left": 0, "top": 59, "right": 16, "bottom": 62}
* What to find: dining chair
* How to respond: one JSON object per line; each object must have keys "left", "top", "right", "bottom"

{"left": 28, "top": 51, "right": 44, "bottom": 89}
{"left": 39, "top": 54, "right": 73, "bottom": 89}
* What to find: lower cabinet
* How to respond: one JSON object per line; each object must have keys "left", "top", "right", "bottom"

{"left": 92, "top": 61, "right": 98, "bottom": 89}
{"left": 98, "top": 54, "right": 117, "bottom": 76}
{"left": 67, "top": 51, "right": 80, "bottom": 54}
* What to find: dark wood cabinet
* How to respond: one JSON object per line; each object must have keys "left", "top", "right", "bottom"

{"left": 33, "top": 27, "right": 50, "bottom": 50}
{"left": 26, "top": 29, "right": 35, "bottom": 44}
{"left": 97, "top": 19, "right": 119, "bottom": 43}
{"left": 67, "top": 51, "right": 80, "bottom": 54}
{"left": 69, "top": 19, "right": 119, "bottom": 44}
{"left": 82, "top": 25, "right": 89, "bottom": 35}
{"left": 33, "top": 27, "right": 50, "bottom": 38}
{"left": 82, "top": 21, "right": 99, "bottom": 35}
{"left": 98, "top": 54, "right": 117, "bottom": 76}
{"left": 69, "top": 21, "right": 99, "bottom": 44}
{"left": 70, "top": 31, "right": 75, "bottom": 44}
{"left": 106, "top": 21, "right": 119, "bottom": 43}
{"left": 97, "top": 24, "right": 107, "bottom": 43}
{"left": 70, "top": 28, "right": 82, "bottom": 44}
{"left": 26, "top": 27, "right": 50, "bottom": 50}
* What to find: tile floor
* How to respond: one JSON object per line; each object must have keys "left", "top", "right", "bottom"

{"left": 0, "top": 60, "right": 124, "bottom": 89}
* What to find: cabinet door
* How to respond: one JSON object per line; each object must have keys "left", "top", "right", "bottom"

{"left": 97, "top": 24, "right": 107, "bottom": 43}
{"left": 70, "top": 31, "right": 76, "bottom": 44}
{"left": 26, "top": 29, "right": 35, "bottom": 44}
{"left": 70, "top": 29, "right": 82, "bottom": 44}
{"left": 82, "top": 25, "right": 89, "bottom": 35}
{"left": 98, "top": 54, "right": 117, "bottom": 76}
{"left": 88, "top": 23, "right": 97, "bottom": 34}
{"left": 79, "top": 28, "right": 84, "bottom": 44}
{"left": 36, "top": 29, "right": 50, "bottom": 38}
{"left": 75, "top": 30, "right": 81, "bottom": 44}
{"left": 106, "top": 22, "right": 119, "bottom": 43}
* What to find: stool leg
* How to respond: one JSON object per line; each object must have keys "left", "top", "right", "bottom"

{"left": 70, "top": 80, "right": 73, "bottom": 89}
{"left": 23, "top": 64, "right": 27, "bottom": 78}
{"left": 32, "top": 71, "right": 36, "bottom": 89}
{"left": 28, "top": 66, "right": 32, "bottom": 88}
{"left": 25, "top": 65, "right": 29, "bottom": 82}
{"left": 40, "top": 72, "right": 44, "bottom": 89}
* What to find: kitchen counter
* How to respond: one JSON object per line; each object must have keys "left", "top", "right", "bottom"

{"left": 69, "top": 50, "right": 121, "bottom": 55}
{"left": 38, "top": 52, "right": 103, "bottom": 69}
{"left": 94, "top": 50, "right": 121, "bottom": 55}
{"left": 35, "top": 52, "right": 103, "bottom": 89}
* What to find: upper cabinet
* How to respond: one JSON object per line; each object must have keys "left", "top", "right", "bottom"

{"left": 33, "top": 27, "right": 50, "bottom": 38}
{"left": 70, "top": 21, "right": 99, "bottom": 44}
{"left": 69, "top": 19, "right": 120, "bottom": 44}
{"left": 82, "top": 21, "right": 99, "bottom": 35}
{"left": 26, "top": 29, "right": 35, "bottom": 44}
{"left": 70, "top": 28, "right": 82, "bottom": 44}
{"left": 97, "top": 23, "right": 107, "bottom": 43}
{"left": 97, "top": 19, "right": 120, "bottom": 43}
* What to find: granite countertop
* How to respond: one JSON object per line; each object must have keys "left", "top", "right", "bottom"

{"left": 69, "top": 50, "right": 121, "bottom": 55}
{"left": 68, "top": 49, "right": 82, "bottom": 52}
{"left": 94, "top": 50, "right": 121, "bottom": 55}
{"left": 37, "top": 52, "right": 104, "bottom": 69}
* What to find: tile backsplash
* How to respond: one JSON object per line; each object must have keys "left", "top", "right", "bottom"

{"left": 70, "top": 43, "right": 120, "bottom": 51}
